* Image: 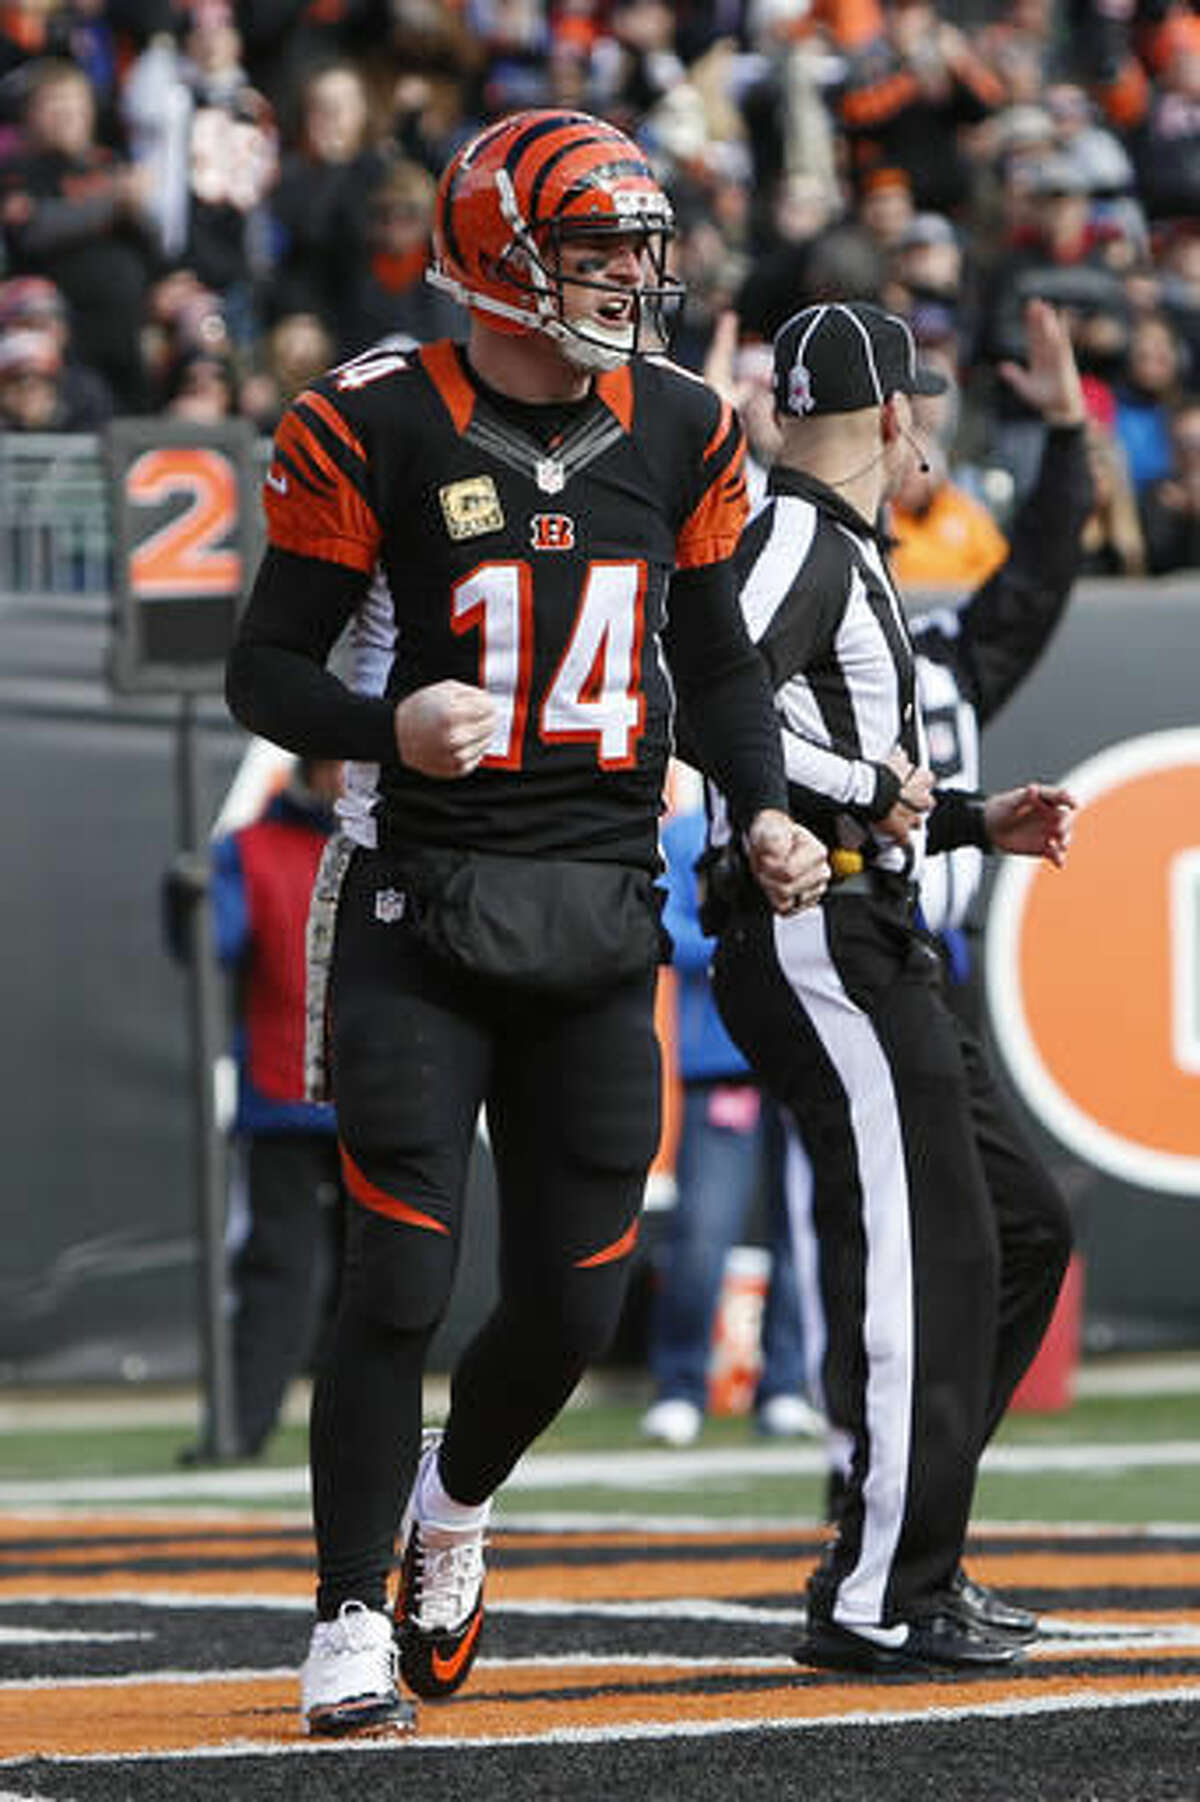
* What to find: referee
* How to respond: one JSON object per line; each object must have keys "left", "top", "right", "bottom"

{"left": 706, "top": 299, "right": 1083, "bottom": 1674}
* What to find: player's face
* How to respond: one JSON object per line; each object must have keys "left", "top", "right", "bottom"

{"left": 556, "top": 231, "right": 649, "bottom": 332}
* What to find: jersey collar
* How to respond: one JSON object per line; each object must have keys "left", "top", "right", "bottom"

{"left": 418, "top": 341, "right": 634, "bottom": 436}
{"left": 766, "top": 464, "right": 891, "bottom": 548}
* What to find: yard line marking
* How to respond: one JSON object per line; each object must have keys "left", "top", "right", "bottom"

{"left": 3, "top": 1439, "right": 1200, "bottom": 1507}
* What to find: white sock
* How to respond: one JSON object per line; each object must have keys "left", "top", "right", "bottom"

{"left": 417, "top": 1447, "right": 492, "bottom": 1533}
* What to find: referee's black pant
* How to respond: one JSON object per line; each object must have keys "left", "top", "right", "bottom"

{"left": 713, "top": 881, "right": 1071, "bottom": 1629}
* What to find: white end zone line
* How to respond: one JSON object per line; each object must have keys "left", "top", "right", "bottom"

{"left": 3, "top": 1440, "right": 1200, "bottom": 1507}
{"left": 4, "top": 1681, "right": 1200, "bottom": 1768}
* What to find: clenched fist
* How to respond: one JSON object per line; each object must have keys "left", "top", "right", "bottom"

{"left": 746, "top": 810, "right": 830, "bottom": 914}
{"left": 394, "top": 680, "right": 498, "bottom": 778}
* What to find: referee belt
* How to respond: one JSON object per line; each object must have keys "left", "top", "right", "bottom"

{"left": 827, "top": 850, "right": 914, "bottom": 906}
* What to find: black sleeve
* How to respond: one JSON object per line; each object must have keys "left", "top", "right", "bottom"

{"left": 664, "top": 560, "right": 788, "bottom": 828}
{"left": 953, "top": 424, "right": 1093, "bottom": 725}
{"left": 225, "top": 545, "right": 398, "bottom": 762}
{"left": 926, "top": 787, "right": 991, "bottom": 854}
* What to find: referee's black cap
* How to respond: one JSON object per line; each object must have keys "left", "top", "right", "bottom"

{"left": 773, "top": 300, "right": 948, "bottom": 418}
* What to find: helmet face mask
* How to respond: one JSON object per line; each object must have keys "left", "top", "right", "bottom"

{"left": 495, "top": 213, "right": 682, "bottom": 370}
{"left": 431, "top": 111, "right": 684, "bottom": 371}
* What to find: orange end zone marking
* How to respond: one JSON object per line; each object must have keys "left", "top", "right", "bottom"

{"left": 0, "top": 1571, "right": 315, "bottom": 1601}
{"left": 5, "top": 1665, "right": 1200, "bottom": 1760}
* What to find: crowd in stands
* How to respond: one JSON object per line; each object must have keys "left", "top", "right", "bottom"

{"left": 1, "top": 0, "right": 1199, "bottom": 572}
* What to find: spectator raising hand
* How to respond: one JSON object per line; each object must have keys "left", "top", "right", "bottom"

{"left": 996, "top": 296, "right": 1087, "bottom": 427}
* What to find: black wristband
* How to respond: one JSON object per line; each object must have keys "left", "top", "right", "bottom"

{"left": 867, "top": 763, "right": 902, "bottom": 821}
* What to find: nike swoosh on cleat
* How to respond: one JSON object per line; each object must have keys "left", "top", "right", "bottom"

{"left": 430, "top": 1606, "right": 483, "bottom": 1686}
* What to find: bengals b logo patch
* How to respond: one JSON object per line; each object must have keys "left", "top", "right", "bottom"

{"left": 530, "top": 513, "right": 575, "bottom": 552}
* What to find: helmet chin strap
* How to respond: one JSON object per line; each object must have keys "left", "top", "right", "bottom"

{"left": 549, "top": 316, "right": 635, "bottom": 373}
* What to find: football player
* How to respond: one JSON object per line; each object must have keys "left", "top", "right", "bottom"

{"left": 226, "top": 107, "right": 828, "bottom": 1736}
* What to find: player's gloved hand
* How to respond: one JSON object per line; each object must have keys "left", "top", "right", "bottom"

{"left": 983, "top": 783, "right": 1076, "bottom": 866}
{"left": 746, "top": 811, "right": 830, "bottom": 914}
{"left": 394, "top": 680, "right": 499, "bottom": 778}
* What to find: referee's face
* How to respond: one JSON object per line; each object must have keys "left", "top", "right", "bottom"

{"left": 881, "top": 391, "right": 922, "bottom": 498}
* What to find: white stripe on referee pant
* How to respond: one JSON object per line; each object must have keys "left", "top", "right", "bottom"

{"left": 782, "top": 1121, "right": 826, "bottom": 1420}
{"left": 774, "top": 904, "right": 915, "bottom": 1630}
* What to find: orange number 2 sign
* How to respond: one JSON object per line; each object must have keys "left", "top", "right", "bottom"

{"left": 127, "top": 447, "right": 241, "bottom": 599}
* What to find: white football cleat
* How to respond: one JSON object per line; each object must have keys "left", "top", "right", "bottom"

{"left": 300, "top": 1599, "right": 415, "bottom": 1736}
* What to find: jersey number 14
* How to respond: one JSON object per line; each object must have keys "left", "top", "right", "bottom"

{"left": 452, "top": 560, "right": 648, "bottom": 770}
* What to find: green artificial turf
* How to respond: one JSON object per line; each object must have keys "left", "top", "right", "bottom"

{"left": 1, "top": 1383, "right": 1197, "bottom": 1525}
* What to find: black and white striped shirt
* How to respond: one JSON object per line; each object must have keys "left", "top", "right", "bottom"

{"left": 722, "top": 464, "right": 926, "bottom": 880}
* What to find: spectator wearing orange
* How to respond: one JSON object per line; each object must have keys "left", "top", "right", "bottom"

{"left": 889, "top": 373, "right": 1010, "bottom": 591}
{"left": 856, "top": 164, "right": 916, "bottom": 255}
{"left": 837, "top": 0, "right": 1006, "bottom": 215}
{"left": 335, "top": 155, "right": 462, "bottom": 358}
{"left": 0, "top": 59, "right": 161, "bottom": 411}
{"left": 1089, "top": 6, "right": 1200, "bottom": 225}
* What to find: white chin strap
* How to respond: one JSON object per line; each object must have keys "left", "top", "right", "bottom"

{"left": 428, "top": 263, "right": 634, "bottom": 371}
{"left": 548, "top": 316, "right": 635, "bottom": 373}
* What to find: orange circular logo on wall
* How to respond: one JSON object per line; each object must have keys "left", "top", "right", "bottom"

{"left": 986, "top": 729, "right": 1200, "bottom": 1195}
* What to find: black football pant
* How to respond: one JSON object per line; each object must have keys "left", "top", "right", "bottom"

{"left": 713, "top": 887, "right": 1071, "bottom": 1628}
{"left": 230, "top": 1133, "right": 344, "bottom": 1457}
{"left": 311, "top": 848, "right": 661, "bottom": 1617}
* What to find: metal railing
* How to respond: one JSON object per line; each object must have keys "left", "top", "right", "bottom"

{"left": 0, "top": 434, "right": 111, "bottom": 596}
{"left": 0, "top": 432, "right": 272, "bottom": 600}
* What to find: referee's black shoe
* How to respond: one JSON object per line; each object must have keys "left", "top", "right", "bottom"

{"left": 947, "top": 1566, "right": 1039, "bottom": 1642}
{"left": 797, "top": 1605, "right": 1028, "bottom": 1675}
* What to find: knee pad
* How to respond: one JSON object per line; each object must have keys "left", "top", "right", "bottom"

{"left": 341, "top": 1200, "right": 456, "bottom": 1333}
{"left": 557, "top": 1248, "right": 639, "bottom": 1369}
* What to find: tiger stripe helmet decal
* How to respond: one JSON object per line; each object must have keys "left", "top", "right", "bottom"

{"left": 429, "top": 109, "right": 681, "bottom": 371}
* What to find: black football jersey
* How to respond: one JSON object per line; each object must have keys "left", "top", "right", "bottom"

{"left": 263, "top": 339, "right": 747, "bottom": 868}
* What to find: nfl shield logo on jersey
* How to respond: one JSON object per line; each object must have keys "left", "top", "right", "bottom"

{"left": 374, "top": 887, "right": 407, "bottom": 924}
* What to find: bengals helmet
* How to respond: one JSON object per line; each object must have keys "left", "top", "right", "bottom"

{"left": 429, "top": 109, "right": 681, "bottom": 371}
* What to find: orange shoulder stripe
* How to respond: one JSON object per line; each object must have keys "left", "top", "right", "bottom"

{"left": 676, "top": 416, "right": 749, "bottom": 570}
{"left": 703, "top": 398, "right": 734, "bottom": 464}
{"left": 595, "top": 364, "right": 634, "bottom": 432}
{"left": 419, "top": 340, "right": 476, "bottom": 434}
{"left": 267, "top": 411, "right": 380, "bottom": 571}
{"left": 294, "top": 388, "right": 367, "bottom": 462}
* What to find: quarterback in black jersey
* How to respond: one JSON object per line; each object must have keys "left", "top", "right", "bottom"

{"left": 225, "top": 108, "right": 828, "bottom": 1736}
